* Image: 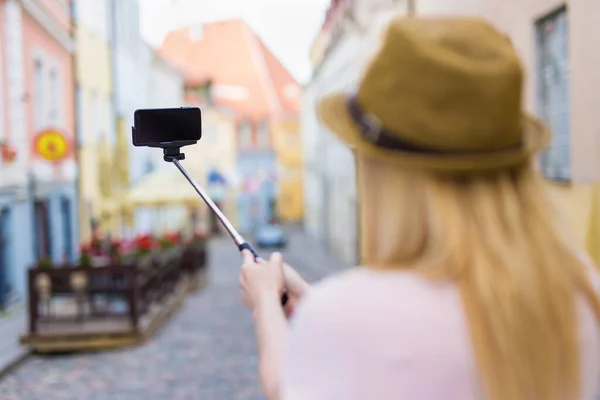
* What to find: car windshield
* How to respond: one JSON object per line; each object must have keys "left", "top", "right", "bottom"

{"left": 259, "top": 226, "right": 280, "bottom": 236}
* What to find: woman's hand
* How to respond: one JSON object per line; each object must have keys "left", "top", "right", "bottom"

{"left": 239, "top": 250, "right": 310, "bottom": 318}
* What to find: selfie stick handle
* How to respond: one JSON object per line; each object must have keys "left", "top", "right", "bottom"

{"left": 168, "top": 157, "right": 288, "bottom": 306}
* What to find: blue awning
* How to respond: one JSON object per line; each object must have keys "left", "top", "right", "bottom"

{"left": 208, "top": 169, "right": 227, "bottom": 185}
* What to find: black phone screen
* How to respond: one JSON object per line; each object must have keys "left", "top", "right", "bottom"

{"left": 133, "top": 107, "right": 202, "bottom": 145}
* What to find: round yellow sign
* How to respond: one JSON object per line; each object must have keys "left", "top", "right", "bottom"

{"left": 34, "top": 130, "right": 69, "bottom": 162}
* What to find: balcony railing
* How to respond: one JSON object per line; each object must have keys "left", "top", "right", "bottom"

{"left": 21, "top": 240, "right": 208, "bottom": 351}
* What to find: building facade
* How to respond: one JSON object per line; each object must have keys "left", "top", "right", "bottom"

{"left": 413, "top": 0, "right": 600, "bottom": 262}
{"left": 73, "top": 0, "right": 115, "bottom": 243}
{"left": 158, "top": 20, "right": 301, "bottom": 235}
{"left": 128, "top": 46, "right": 186, "bottom": 235}
{"left": 272, "top": 117, "right": 303, "bottom": 223}
{"left": 302, "top": 0, "right": 407, "bottom": 264}
{"left": 306, "top": 0, "right": 600, "bottom": 265}
{"left": 0, "top": 0, "right": 77, "bottom": 303}
{"left": 109, "top": 0, "right": 149, "bottom": 237}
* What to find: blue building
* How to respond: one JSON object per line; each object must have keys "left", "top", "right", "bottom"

{"left": 236, "top": 150, "right": 278, "bottom": 234}
{"left": 0, "top": 177, "right": 78, "bottom": 308}
{"left": 0, "top": 0, "right": 78, "bottom": 308}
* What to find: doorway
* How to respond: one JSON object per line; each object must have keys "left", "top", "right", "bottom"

{"left": 0, "top": 207, "right": 11, "bottom": 310}
{"left": 60, "top": 197, "right": 73, "bottom": 263}
{"left": 34, "top": 199, "right": 52, "bottom": 261}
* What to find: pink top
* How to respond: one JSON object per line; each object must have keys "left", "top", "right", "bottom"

{"left": 280, "top": 268, "right": 600, "bottom": 400}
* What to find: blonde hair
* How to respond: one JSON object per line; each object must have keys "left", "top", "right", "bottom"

{"left": 357, "top": 154, "right": 600, "bottom": 400}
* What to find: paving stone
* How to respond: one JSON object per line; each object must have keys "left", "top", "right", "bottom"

{"left": 0, "top": 228, "right": 348, "bottom": 399}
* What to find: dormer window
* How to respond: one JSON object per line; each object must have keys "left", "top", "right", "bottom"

{"left": 184, "top": 81, "right": 212, "bottom": 106}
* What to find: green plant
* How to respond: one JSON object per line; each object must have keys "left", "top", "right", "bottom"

{"left": 37, "top": 257, "right": 53, "bottom": 268}
{"left": 109, "top": 239, "right": 122, "bottom": 263}
{"left": 78, "top": 244, "right": 92, "bottom": 267}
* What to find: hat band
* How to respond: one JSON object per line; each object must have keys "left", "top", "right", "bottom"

{"left": 346, "top": 95, "right": 522, "bottom": 155}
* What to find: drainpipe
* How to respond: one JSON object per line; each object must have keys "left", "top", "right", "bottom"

{"left": 71, "top": 0, "right": 82, "bottom": 255}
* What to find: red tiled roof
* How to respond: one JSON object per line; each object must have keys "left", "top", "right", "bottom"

{"left": 256, "top": 36, "right": 300, "bottom": 116}
{"left": 158, "top": 19, "right": 299, "bottom": 122}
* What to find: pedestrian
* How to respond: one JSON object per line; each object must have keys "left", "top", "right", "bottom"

{"left": 238, "top": 16, "right": 600, "bottom": 400}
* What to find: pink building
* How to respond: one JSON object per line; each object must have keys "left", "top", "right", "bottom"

{"left": 0, "top": 0, "right": 77, "bottom": 302}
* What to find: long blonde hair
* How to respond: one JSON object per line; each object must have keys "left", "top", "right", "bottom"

{"left": 357, "top": 154, "right": 600, "bottom": 400}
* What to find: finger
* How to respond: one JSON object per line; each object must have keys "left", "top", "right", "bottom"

{"left": 270, "top": 252, "right": 284, "bottom": 266}
{"left": 241, "top": 249, "right": 255, "bottom": 265}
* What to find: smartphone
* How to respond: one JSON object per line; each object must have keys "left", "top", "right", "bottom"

{"left": 132, "top": 107, "right": 202, "bottom": 147}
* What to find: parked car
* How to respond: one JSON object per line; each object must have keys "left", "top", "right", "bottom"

{"left": 254, "top": 224, "right": 287, "bottom": 249}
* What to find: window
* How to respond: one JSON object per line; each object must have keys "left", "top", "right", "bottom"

{"left": 34, "top": 200, "right": 52, "bottom": 260}
{"left": 0, "top": 208, "right": 11, "bottom": 308}
{"left": 256, "top": 122, "right": 270, "bottom": 148}
{"left": 143, "top": 157, "right": 155, "bottom": 175}
{"left": 185, "top": 84, "right": 212, "bottom": 105}
{"left": 90, "top": 91, "right": 99, "bottom": 143}
{"left": 536, "top": 7, "right": 570, "bottom": 181}
{"left": 239, "top": 121, "right": 253, "bottom": 148}
{"left": 0, "top": 35, "right": 4, "bottom": 141}
{"left": 285, "top": 131, "right": 297, "bottom": 147}
{"left": 85, "top": 0, "right": 96, "bottom": 33}
{"left": 97, "top": 0, "right": 108, "bottom": 41}
{"left": 75, "top": 86, "right": 84, "bottom": 145}
{"left": 203, "top": 122, "right": 217, "bottom": 143}
{"left": 71, "top": 0, "right": 78, "bottom": 24}
{"left": 34, "top": 59, "right": 45, "bottom": 128}
{"left": 60, "top": 197, "right": 73, "bottom": 263}
{"left": 48, "top": 68, "right": 59, "bottom": 125}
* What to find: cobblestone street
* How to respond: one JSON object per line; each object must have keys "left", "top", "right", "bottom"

{"left": 0, "top": 228, "right": 349, "bottom": 400}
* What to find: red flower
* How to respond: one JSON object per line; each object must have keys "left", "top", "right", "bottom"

{"left": 133, "top": 234, "right": 156, "bottom": 252}
{"left": 193, "top": 232, "right": 207, "bottom": 240}
{"left": 165, "top": 232, "right": 180, "bottom": 245}
{"left": 79, "top": 243, "right": 91, "bottom": 254}
{"left": 0, "top": 142, "right": 17, "bottom": 163}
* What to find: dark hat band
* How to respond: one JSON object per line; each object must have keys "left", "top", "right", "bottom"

{"left": 346, "top": 95, "right": 521, "bottom": 155}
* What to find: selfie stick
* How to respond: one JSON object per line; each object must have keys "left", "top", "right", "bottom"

{"left": 162, "top": 147, "right": 288, "bottom": 306}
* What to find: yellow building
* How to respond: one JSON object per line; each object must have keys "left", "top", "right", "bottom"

{"left": 414, "top": 0, "right": 600, "bottom": 264}
{"left": 273, "top": 118, "right": 304, "bottom": 223}
{"left": 73, "top": 0, "right": 116, "bottom": 243}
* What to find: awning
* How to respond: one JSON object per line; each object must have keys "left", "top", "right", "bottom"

{"left": 124, "top": 169, "right": 204, "bottom": 207}
{"left": 99, "top": 199, "right": 121, "bottom": 216}
{"left": 208, "top": 169, "right": 227, "bottom": 185}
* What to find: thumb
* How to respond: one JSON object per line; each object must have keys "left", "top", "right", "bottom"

{"left": 269, "top": 252, "right": 284, "bottom": 267}
{"left": 241, "top": 249, "right": 255, "bottom": 265}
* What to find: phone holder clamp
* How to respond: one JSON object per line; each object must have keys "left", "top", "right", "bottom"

{"left": 163, "top": 147, "right": 185, "bottom": 162}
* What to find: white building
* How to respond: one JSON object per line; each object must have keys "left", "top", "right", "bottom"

{"left": 143, "top": 48, "right": 185, "bottom": 174}
{"left": 302, "top": 0, "right": 408, "bottom": 265}
{"left": 131, "top": 46, "right": 186, "bottom": 234}
{"left": 111, "top": 0, "right": 151, "bottom": 185}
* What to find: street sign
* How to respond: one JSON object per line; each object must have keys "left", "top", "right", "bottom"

{"left": 33, "top": 130, "right": 69, "bottom": 162}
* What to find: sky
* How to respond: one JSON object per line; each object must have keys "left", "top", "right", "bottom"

{"left": 139, "top": 0, "right": 330, "bottom": 84}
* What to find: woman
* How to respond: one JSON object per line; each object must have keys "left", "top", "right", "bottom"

{"left": 239, "top": 16, "right": 600, "bottom": 400}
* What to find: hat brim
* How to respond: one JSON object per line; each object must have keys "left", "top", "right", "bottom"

{"left": 317, "top": 93, "right": 551, "bottom": 172}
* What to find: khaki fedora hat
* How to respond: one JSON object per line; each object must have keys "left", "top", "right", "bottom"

{"left": 317, "top": 16, "right": 550, "bottom": 172}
